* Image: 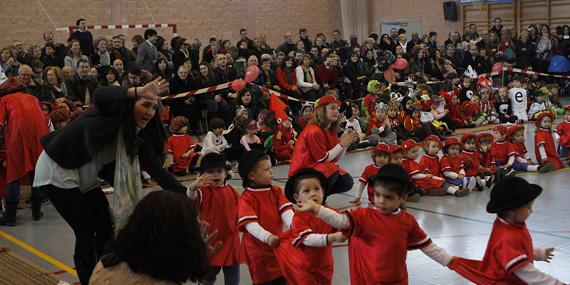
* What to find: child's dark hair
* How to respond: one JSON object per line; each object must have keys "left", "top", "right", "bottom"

{"left": 209, "top": 118, "right": 225, "bottom": 130}
{"left": 238, "top": 150, "right": 271, "bottom": 187}
{"left": 284, "top": 168, "right": 327, "bottom": 203}
{"left": 370, "top": 175, "right": 410, "bottom": 198}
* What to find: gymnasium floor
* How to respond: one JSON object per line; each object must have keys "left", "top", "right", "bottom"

{"left": 1, "top": 121, "right": 570, "bottom": 284}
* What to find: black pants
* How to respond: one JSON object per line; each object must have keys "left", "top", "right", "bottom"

{"left": 325, "top": 171, "right": 354, "bottom": 201}
{"left": 42, "top": 185, "right": 113, "bottom": 284}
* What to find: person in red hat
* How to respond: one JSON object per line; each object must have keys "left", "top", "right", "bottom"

{"left": 534, "top": 111, "right": 564, "bottom": 170}
{"left": 400, "top": 139, "right": 446, "bottom": 198}
{"left": 366, "top": 102, "right": 397, "bottom": 145}
{"left": 554, "top": 105, "right": 570, "bottom": 164}
{"left": 167, "top": 116, "right": 199, "bottom": 176}
{"left": 491, "top": 124, "right": 516, "bottom": 178}
{"left": 450, "top": 177, "right": 566, "bottom": 284}
{"left": 270, "top": 94, "right": 296, "bottom": 162}
{"left": 441, "top": 89, "right": 469, "bottom": 129}
{"left": 441, "top": 137, "right": 473, "bottom": 196}
{"left": 0, "top": 78, "right": 48, "bottom": 226}
{"left": 461, "top": 93, "right": 487, "bottom": 127}
{"left": 420, "top": 135, "right": 465, "bottom": 196}
{"left": 508, "top": 124, "right": 555, "bottom": 173}
{"left": 289, "top": 95, "right": 357, "bottom": 200}
{"left": 350, "top": 143, "right": 391, "bottom": 205}
{"left": 461, "top": 133, "right": 485, "bottom": 191}
{"left": 478, "top": 133, "right": 497, "bottom": 187}
{"left": 390, "top": 144, "right": 404, "bottom": 165}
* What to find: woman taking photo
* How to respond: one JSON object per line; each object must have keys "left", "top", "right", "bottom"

{"left": 34, "top": 77, "right": 187, "bottom": 285}
{"left": 289, "top": 95, "right": 357, "bottom": 201}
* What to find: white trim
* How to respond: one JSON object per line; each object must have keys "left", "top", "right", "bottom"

{"left": 409, "top": 236, "right": 430, "bottom": 246}
{"left": 245, "top": 187, "right": 272, "bottom": 192}
{"left": 238, "top": 215, "right": 258, "bottom": 224}
{"left": 291, "top": 229, "right": 313, "bottom": 245}
{"left": 506, "top": 254, "right": 528, "bottom": 270}
{"left": 279, "top": 203, "right": 293, "bottom": 211}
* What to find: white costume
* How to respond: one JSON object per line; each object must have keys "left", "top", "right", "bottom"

{"left": 508, "top": 87, "right": 528, "bottom": 121}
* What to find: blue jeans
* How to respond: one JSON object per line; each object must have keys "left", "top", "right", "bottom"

{"left": 559, "top": 146, "right": 569, "bottom": 159}
{"left": 513, "top": 161, "right": 535, "bottom": 171}
{"left": 446, "top": 178, "right": 463, "bottom": 187}
{"left": 201, "top": 265, "right": 240, "bottom": 285}
{"left": 6, "top": 181, "right": 44, "bottom": 203}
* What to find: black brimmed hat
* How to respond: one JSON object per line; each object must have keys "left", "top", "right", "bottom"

{"left": 486, "top": 176, "right": 542, "bottom": 213}
{"left": 200, "top": 153, "right": 226, "bottom": 173}
{"left": 238, "top": 150, "right": 269, "bottom": 187}
{"left": 374, "top": 164, "right": 410, "bottom": 186}
{"left": 284, "top": 168, "right": 328, "bottom": 203}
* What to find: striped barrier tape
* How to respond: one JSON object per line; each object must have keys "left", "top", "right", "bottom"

{"left": 56, "top": 23, "right": 177, "bottom": 36}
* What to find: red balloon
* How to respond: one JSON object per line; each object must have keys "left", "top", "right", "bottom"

{"left": 244, "top": 65, "right": 260, "bottom": 83}
{"left": 392, "top": 58, "right": 408, "bottom": 70}
{"left": 492, "top": 62, "right": 504, "bottom": 74}
{"left": 230, "top": 79, "right": 246, "bottom": 92}
{"left": 384, "top": 67, "right": 396, "bottom": 83}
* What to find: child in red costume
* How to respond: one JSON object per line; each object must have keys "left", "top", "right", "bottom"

{"left": 187, "top": 153, "right": 241, "bottom": 285}
{"left": 390, "top": 144, "right": 403, "bottom": 165}
{"left": 554, "top": 106, "right": 570, "bottom": 164}
{"left": 491, "top": 125, "right": 516, "bottom": 174}
{"left": 419, "top": 135, "right": 464, "bottom": 197}
{"left": 440, "top": 137, "right": 473, "bottom": 196}
{"left": 363, "top": 79, "right": 383, "bottom": 118}
{"left": 400, "top": 139, "right": 446, "bottom": 197}
{"left": 237, "top": 150, "right": 294, "bottom": 284}
{"left": 296, "top": 164, "right": 456, "bottom": 285}
{"left": 297, "top": 104, "right": 313, "bottom": 131}
{"left": 450, "top": 177, "right": 566, "bottom": 285}
{"left": 273, "top": 117, "right": 296, "bottom": 161}
{"left": 461, "top": 93, "right": 487, "bottom": 127}
{"left": 461, "top": 133, "right": 485, "bottom": 191}
{"left": 350, "top": 143, "right": 391, "bottom": 205}
{"left": 534, "top": 111, "right": 564, "bottom": 170}
{"left": 508, "top": 125, "right": 555, "bottom": 173}
{"left": 275, "top": 168, "right": 345, "bottom": 285}
{"left": 478, "top": 133, "right": 497, "bottom": 187}
{"left": 441, "top": 89, "right": 469, "bottom": 129}
{"left": 167, "top": 116, "right": 199, "bottom": 176}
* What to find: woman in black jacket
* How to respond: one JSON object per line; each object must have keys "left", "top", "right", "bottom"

{"left": 34, "top": 78, "right": 185, "bottom": 285}
{"left": 515, "top": 32, "right": 536, "bottom": 69}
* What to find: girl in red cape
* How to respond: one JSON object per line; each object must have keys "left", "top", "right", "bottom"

{"left": 0, "top": 78, "right": 48, "bottom": 225}
{"left": 289, "top": 95, "right": 357, "bottom": 200}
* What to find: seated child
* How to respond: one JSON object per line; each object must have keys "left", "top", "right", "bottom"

{"left": 344, "top": 103, "right": 371, "bottom": 151}
{"left": 201, "top": 118, "right": 230, "bottom": 156}
{"left": 366, "top": 102, "right": 397, "bottom": 145}
{"left": 273, "top": 116, "right": 296, "bottom": 161}
{"left": 350, "top": 143, "right": 391, "bottom": 205}
{"left": 477, "top": 133, "right": 497, "bottom": 187}
{"left": 186, "top": 153, "right": 241, "bottom": 285}
{"left": 390, "top": 144, "right": 403, "bottom": 165}
{"left": 297, "top": 103, "right": 314, "bottom": 132}
{"left": 403, "top": 104, "right": 435, "bottom": 142}
{"left": 534, "top": 111, "right": 564, "bottom": 170}
{"left": 461, "top": 134, "right": 485, "bottom": 191}
{"left": 441, "top": 137, "right": 474, "bottom": 196}
{"left": 508, "top": 79, "right": 529, "bottom": 122}
{"left": 494, "top": 86, "right": 518, "bottom": 123}
{"left": 240, "top": 119, "right": 262, "bottom": 152}
{"left": 275, "top": 168, "right": 346, "bottom": 285}
{"left": 401, "top": 139, "right": 446, "bottom": 197}
{"left": 363, "top": 79, "right": 382, "bottom": 118}
{"left": 461, "top": 93, "right": 487, "bottom": 127}
{"left": 167, "top": 116, "right": 199, "bottom": 176}
{"left": 528, "top": 90, "right": 550, "bottom": 120}
{"left": 429, "top": 94, "right": 453, "bottom": 133}
{"left": 554, "top": 106, "right": 570, "bottom": 164}
{"left": 295, "top": 164, "right": 456, "bottom": 284}
{"left": 479, "top": 88, "right": 499, "bottom": 124}
{"left": 387, "top": 103, "right": 407, "bottom": 143}
{"left": 450, "top": 177, "right": 566, "bottom": 284}
{"left": 508, "top": 125, "right": 555, "bottom": 173}
{"left": 419, "top": 135, "right": 465, "bottom": 196}
{"left": 237, "top": 150, "right": 294, "bottom": 285}
{"left": 441, "top": 89, "right": 469, "bottom": 129}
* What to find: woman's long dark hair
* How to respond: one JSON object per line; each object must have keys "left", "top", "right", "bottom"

{"left": 120, "top": 98, "right": 167, "bottom": 164}
{"left": 101, "top": 191, "right": 208, "bottom": 283}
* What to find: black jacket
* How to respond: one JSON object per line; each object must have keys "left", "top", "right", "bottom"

{"left": 66, "top": 73, "right": 99, "bottom": 103}
{"left": 41, "top": 86, "right": 186, "bottom": 194}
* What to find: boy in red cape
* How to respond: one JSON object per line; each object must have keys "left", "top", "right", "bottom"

{"left": 534, "top": 111, "right": 564, "bottom": 170}
{"left": 449, "top": 177, "right": 566, "bottom": 284}
{"left": 270, "top": 94, "right": 296, "bottom": 161}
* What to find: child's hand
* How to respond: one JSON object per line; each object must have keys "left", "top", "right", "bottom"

{"left": 544, "top": 247, "right": 555, "bottom": 263}
{"left": 196, "top": 174, "right": 214, "bottom": 188}
{"left": 182, "top": 152, "right": 190, "bottom": 158}
{"left": 266, "top": 234, "right": 280, "bottom": 247}
{"left": 349, "top": 197, "right": 361, "bottom": 205}
{"left": 199, "top": 220, "right": 222, "bottom": 257}
{"left": 294, "top": 199, "right": 320, "bottom": 213}
{"left": 288, "top": 140, "right": 295, "bottom": 145}
{"left": 541, "top": 158, "right": 548, "bottom": 165}
{"left": 327, "top": 232, "right": 347, "bottom": 244}
{"left": 425, "top": 173, "right": 433, "bottom": 178}
{"left": 458, "top": 174, "right": 465, "bottom": 179}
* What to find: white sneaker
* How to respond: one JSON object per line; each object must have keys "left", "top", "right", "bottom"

{"left": 467, "top": 177, "right": 477, "bottom": 191}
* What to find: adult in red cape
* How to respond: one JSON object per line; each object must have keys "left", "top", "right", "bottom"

{"left": 288, "top": 95, "right": 357, "bottom": 200}
{"left": 0, "top": 77, "right": 48, "bottom": 226}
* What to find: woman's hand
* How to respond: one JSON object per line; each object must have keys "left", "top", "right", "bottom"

{"left": 139, "top": 77, "right": 169, "bottom": 100}
{"left": 340, "top": 129, "right": 357, "bottom": 147}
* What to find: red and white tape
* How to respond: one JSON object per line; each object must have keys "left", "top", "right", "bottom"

{"left": 56, "top": 23, "right": 177, "bottom": 36}
{"left": 161, "top": 83, "right": 315, "bottom": 104}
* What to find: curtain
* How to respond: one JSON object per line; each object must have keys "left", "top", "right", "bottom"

{"left": 340, "top": 0, "right": 370, "bottom": 42}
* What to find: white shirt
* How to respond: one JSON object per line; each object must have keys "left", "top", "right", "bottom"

{"left": 508, "top": 87, "right": 528, "bottom": 115}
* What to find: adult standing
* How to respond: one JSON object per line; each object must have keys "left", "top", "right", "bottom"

{"left": 33, "top": 77, "right": 186, "bottom": 284}
{"left": 69, "top": 18, "right": 94, "bottom": 58}
{"left": 136, "top": 29, "right": 159, "bottom": 73}
{"left": 289, "top": 95, "right": 357, "bottom": 200}
{"left": 0, "top": 78, "right": 48, "bottom": 226}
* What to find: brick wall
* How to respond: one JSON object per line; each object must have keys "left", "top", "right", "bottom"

{"left": 0, "top": 0, "right": 458, "bottom": 52}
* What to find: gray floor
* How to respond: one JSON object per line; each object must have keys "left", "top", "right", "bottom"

{"left": 1, "top": 122, "right": 570, "bottom": 285}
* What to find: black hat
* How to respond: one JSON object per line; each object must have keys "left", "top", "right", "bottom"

{"left": 374, "top": 164, "right": 411, "bottom": 186}
{"left": 284, "top": 168, "right": 328, "bottom": 203}
{"left": 238, "top": 150, "right": 269, "bottom": 187}
{"left": 486, "top": 176, "right": 542, "bottom": 213}
{"left": 200, "top": 153, "right": 226, "bottom": 172}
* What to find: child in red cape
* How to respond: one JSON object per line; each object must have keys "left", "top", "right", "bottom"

{"left": 450, "top": 177, "right": 566, "bottom": 284}
{"left": 167, "top": 116, "right": 199, "bottom": 176}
